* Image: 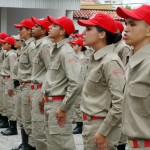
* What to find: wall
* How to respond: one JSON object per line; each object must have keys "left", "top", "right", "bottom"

{"left": 4, "top": 8, "right": 66, "bottom": 35}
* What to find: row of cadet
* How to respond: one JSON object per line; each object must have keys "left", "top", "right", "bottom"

{"left": 0, "top": 4, "right": 149, "bottom": 150}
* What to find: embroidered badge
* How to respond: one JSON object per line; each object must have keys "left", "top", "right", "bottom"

{"left": 113, "top": 69, "right": 124, "bottom": 75}
{"left": 67, "top": 58, "right": 78, "bottom": 63}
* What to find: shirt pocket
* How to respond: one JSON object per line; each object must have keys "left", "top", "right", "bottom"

{"left": 50, "top": 63, "right": 61, "bottom": 80}
{"left": 130, "top": 84, "right": 150, "bottom": 116}
{"left": 86, "top": 71, "right": 102, "bottom": 95}
{"left": 3, "top": 59, "right": 10, "bottom": 70}
{"left": 20, "top": 55, "right": 29, "bottom": 64}
{"left": 33, "top": 57, "right": 39, "bottom": 64}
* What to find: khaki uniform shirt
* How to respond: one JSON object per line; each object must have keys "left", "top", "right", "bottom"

{"left": 12, "top": 49, "right": 23, "bottom": 80}
{"left": 17, "top": 37, "right": 36, "bottom": 82}
{"left": 0, "top": 48, "right": 6, "bottom": 70}
{"left": 1, "top": 50, "right": 17, "bottom": 89}
{"left": 42, "top": 38, "right": 80, "bottom": 112}
{"left": 81, "top": 44, "right": 125, "bottom": 136}
{"left": 77, "top": 52, "right": 88, "bottom": 86}
{"left": 122, "top": 44, "right": 150, "bottom": 139}
{"left": 114, "top": 40, "right": 131, "bottom": 66}
{"left": 31, "top": 36, "right": 52, "bottom": 84}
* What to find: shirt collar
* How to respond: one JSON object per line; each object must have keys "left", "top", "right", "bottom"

{"left": 129, "top": 44, "right": 150, "bottom": 68}
{"left": 94, "top": 44, "right": 115, "bottom": 60}
{"left": 5, "top": 49, "right": 14, "bottom": 56}
{"left": 55, "top": 38, "right": 69, "bottom": 49}
{"left": 25, "top": 37, "right": 35, "bottom": 46}
{"left": 35, "top": 36, "right": 47, "bottom": 47}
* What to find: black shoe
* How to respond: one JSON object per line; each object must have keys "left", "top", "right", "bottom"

{"left": 18, "top": 128, "right": 29, "bottom": 150}
{"left": 19, "top": 145, "right": 28, "bottom": 150}
{"left": 0, "top": 122, "right": 9, "bottom": 128}
{"left": 11, "top": 144, "right": 22, "bottom": 150}
{"left": 1, "top": 128, "right": 18, "bottom": 136}
{"left": 28, "top": 145, "right": 36, "bottom": 150}
{"left": 73, "top": 126, "right": 82, "bottom": 134}
{"left": 73, "top": 122, "right": 83, "bottom": 134}
{"left": 117, "top": 144, "right": 126, "bottom": 150}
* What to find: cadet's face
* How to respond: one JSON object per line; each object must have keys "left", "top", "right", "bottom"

{"left": 14, "top": 40, "right": 22, "bottom": 49}
{"left": 124, "top": 18, "right": 150, "bottom": 47}
{"left": 31, "top": 24, "right": 44, "bottom": 39}
{"left": 71, "top": 44, "right": 80, "bottom": 52}
{"left": 48, "top": 23, "right": 63, "bottom": 39}
{"left": 3, "top": 43, "right": 10, "bottom": 50}
{"left": 18, "top": 27, "right": 30, "bottom": 40}
{"left": 82, "top": 26, "right": 100, "bottom": 48}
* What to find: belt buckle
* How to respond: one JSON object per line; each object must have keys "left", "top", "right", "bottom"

{"left": 86, "top": 114, "right": 91, "bottom": 121}
{"left": 128, "top": 140, "right": 134, "bottom": 148}
{"left": 34, "top": 85, "right": 38, "bottom": 90}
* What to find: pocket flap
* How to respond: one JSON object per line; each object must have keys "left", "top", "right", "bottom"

{"left": 20, "top": 56, "right": 29, "bottom": 63}
{"left": 33, "top": 58, "right": 39, "bottom": 64}
{"left": 130, "top": 84, "right": 150, "bottom": 98}
{"left": 89, "top": 71, "right": 102, "bottom": 82}
{"left": 51, "top": 63, "right": 60, "bottom": 70}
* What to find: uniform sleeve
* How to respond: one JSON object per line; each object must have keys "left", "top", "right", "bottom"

{"left": 28, "top": 46, "right": 36, "bottom": 67}
{"left": 118, "top": 46, "right": 131, "bottom": 66}
{"left": 40, "top": 45, "right": 51, "bottom": 70}
{"left": 0, "top": 50, "right": 4, "bottom": 63}
{"left": 41, "top": 70, "right": 50, "bottom": 93}
{"left": 12, "top": 60, "right": 19, "bottom": 79}
{"left": 59, "top": 51, "right": 81, "bottom": 112}
{"left": 8, "top": 53, "right": 17, "bottom": 89}
{"left": 98, "top": 60, "right": 125, "bottom": 136}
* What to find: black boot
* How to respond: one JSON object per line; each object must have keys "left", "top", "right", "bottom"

{"left": 11, "top": 144, "right": 22, "bottom": 150}
{"left": 28, "top": 145, "right": 36, "bottom": 150}
{"left": 73, "top": 122, "right": 83, "bottom": 134}
{"left": 0, "top": 116, "right": 9, "bottom": 128}
{"left": 117, "top": 144, "right": 126, "bottom": 150}
{"left": 1, "top": 120, "right": 18, "bottom": 136}
{"left": 19, "top": 129, "right": 29, "bottom": 150}
{"left": 0, "top": 114, "right": 3, "bottom": 122}
{"left": 11, "top": 127, "right": 25, "bottom": 150}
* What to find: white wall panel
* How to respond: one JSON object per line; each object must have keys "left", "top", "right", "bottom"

{"left": 0, "top": 0, "right": 80, "bottom": 10}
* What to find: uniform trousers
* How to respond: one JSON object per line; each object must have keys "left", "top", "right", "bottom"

{"left": 72, "top": 94, "right": 82, "bottom": 122}
{"left": 3, "top": 78, "right": 16, "bottom": 121}
{"left": 44, "top": 100, "right": 76, "bottom": 150}
{"left": 0, "top": 75, "right": 4, "bottom": 115}
{"left": 82, "top": 119, "right": 121, "bottom": 150}
{"left": 130, "top": 148, "right": 150, "bottom": 150}
{"left": 21, "top": 84, "right": 34, "bottom": 147}
{"left": 14, "top": 86, "right": 22, "bottom": 125}
{"left": 31, "top": 88, "right": 47, "bottom": 150}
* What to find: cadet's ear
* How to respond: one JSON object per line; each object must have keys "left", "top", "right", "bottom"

{"left": 98, "top": 31, "right": 106, "bottom": 39}
{"left": 146, "top": 25, "right": 150, "bottom": 37}
{"left": 41, "top": 29, "right": 47, "bottom": 36}
{"left": 60, "top": 28, "right": 65, "bottom": 36}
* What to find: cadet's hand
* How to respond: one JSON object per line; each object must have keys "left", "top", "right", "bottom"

{"left": 8, "top": 89, "right": 14, "bottom": 97}
{"left": 39, "top": 97, "right": 45, "bottom": 114}
{"left": 56, "top": 107, "right": 66, "bottom": 127}
{"left": 95, "top": 132, "right": 107, "bottom": 150}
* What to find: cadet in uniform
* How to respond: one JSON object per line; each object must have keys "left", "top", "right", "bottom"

{"left": 114, "top": 21, "right": 131, "bottom": 150}
{"left": 78, "top": 13, "right": 125, "bottom": 150}
{"left": 11, "top": 35, "right": 23, "bottom": 150}
{"left": 116, "top": 4, "right": 150, "bottom": 150}
{"left": 30, "top": 16, "right": 52, "bottom": 150}
{"left": 70, "top": 39, "right": 88, "bottom": 134}
{"left": 0, "top": 33, "right": 9, "bottom": 128}
{"left": 14, "top": 18, "right": 36, "bottom": 150}
{"left": 39, "top": 16, "right": 80, "bottom": 150}
{"left": 0, "top": 37, "right": 17, "bottom": 136}
{"left": 114, "top": 21, "right": 131, "bottom": 66}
